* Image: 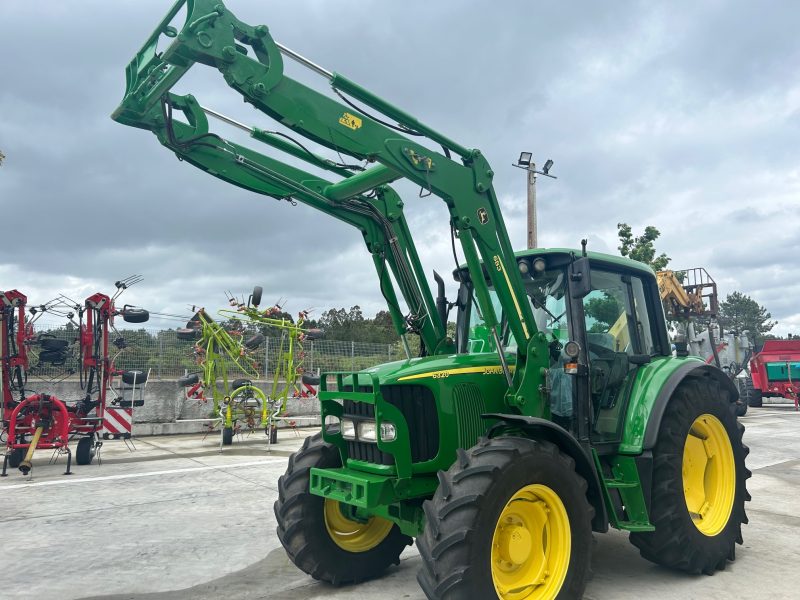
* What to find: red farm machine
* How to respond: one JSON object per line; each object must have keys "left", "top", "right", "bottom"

{"left": 742, "top": 340, "right": 800, "bottom": 409}
{"left": 1, "top": 277, "right": 150, "bottom": 476}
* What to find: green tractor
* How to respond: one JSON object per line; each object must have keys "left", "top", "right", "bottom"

{"left": 112, "top": 2, "right": 749, "bottom": 597}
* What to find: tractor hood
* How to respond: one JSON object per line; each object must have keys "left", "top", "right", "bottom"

{"left": 357, "top": 351, "right": 514, "bottom": 386}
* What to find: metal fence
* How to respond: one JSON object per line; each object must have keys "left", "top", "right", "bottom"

{"left": 24, "top": 323, "right": 402, "bottom": 381}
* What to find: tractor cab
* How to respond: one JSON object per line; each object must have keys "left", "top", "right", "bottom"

{"left": 455, "top": 249, "right": 670, "bottom": 447}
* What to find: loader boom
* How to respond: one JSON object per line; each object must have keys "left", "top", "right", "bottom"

{"left": 113, "top": 0, "right": 542, "bottom": 407}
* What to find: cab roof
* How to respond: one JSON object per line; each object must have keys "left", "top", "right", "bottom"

{"left": 454, "top": 247, "right": 656, "bottom": 281}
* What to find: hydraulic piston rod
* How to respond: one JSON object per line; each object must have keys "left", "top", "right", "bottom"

{"left": 275, "top": 42, "right": 333, "bottom": 80}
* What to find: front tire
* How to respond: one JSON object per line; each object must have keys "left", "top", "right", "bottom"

{"left": 630, "top": 377, "right": 750, "bottom": 574}
{"left": 417, "top": 437, "right": 593, "bottom": 600}
{"left": 274, "top": 433, "right": 411, "bottom": 585}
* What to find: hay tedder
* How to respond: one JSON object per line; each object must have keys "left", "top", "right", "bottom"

{"left": 114, "top": 2, "right": 750, "bottom": 597}
{"left": 1, "top": 278, "right": 150, "bottom": 476}
{"left": 176, "top": 301, "right": 265, "bottom": 445}
{"left": 177, "top": 287, "right": 321, "bottom": 447}
{"left": 220, "top": 287, "right": 324, "bottom": 435}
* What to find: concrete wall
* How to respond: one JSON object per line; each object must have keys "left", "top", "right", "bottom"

{"left": 24, "top": 378, "right": 321, "bottom": 435}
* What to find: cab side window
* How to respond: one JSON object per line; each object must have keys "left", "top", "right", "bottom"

{"left": 631, "top": 277, "right": 657, "bottom": 355}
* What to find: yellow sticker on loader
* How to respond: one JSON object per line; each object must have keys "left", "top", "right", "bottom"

{"left": 339, "top": 112, "right": 362, "bottom": 130}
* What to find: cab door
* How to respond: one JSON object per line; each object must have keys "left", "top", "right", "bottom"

{"left": 577, "top": 269, "right": 658, "bottom": 444}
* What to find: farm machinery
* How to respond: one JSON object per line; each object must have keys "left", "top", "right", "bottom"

{"left": 1, "top": 278, "right": 150, "bottom": 476}
{"left": 177, "top": 288, "right": 322, "bottom": 446}
{"left": 658, "top": 268, "right": 753, "bottom": 415}
{"left": 221, "top": 288, "right": 324, "bottom": 428}
{"left": 176, "top": 303, "right": 265, "bottom": 445}
{"left": 113, "top": 2, "right": 750, "bottom": 597}
{"left": 743, "top": 340, "right": 800, "bottom": 409}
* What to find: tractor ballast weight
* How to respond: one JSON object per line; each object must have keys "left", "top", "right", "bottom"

{"left": 114, "top": 3, "right": 750, "bottom": 598}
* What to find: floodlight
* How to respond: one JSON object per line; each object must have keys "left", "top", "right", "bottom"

{"left": 542, "top": 159, "right": 554, "bottom": 175}
{"left": 517, "top": 152, "right": 532, "bottom": 167}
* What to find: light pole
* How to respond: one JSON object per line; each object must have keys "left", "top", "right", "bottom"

{"left": 513, "top": 153, "right": 556, "bottom": 249}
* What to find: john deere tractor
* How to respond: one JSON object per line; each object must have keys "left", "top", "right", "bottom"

{"left": 113, "top": 2, "right": 750, "bottom": 597}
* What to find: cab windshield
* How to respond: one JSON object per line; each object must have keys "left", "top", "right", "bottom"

{"left": 460, "top": 266, "right": 569, "bottom": 354}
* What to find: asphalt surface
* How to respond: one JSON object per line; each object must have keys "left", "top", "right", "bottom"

{"left": 2, "top": 405, "right": 799, "bottom": 599}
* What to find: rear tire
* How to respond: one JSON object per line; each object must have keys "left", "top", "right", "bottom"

{"left": 630, "top": 377, "right": 750, "bottom": 574}
{"left": 417, "top": 437, "right": 593, "bottom": 600}
{"left": 739, "top": 377, "right": 762, "bottom": 407}
{"left": 274, "top": 433, "right": 411, "bottom": 585}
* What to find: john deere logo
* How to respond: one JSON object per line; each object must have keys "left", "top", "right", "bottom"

{"left": 339, "top": 112, "right": 362, "bottom": 130}
{"left": 477, "top": 208, "right": 489, "bottom": 224}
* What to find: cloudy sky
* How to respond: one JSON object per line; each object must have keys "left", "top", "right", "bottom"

{"left": 1, "top": 1, "right": 798, "bottom": 335}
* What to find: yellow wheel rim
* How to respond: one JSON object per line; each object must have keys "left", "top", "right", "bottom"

{"left": 323, "top": 499, "right": 393, "bottom": 553}
{"left": 491, "top": 484, "right": 571, "bottom": 600}
{"left": 682, "top": 413, "right": 736, "bottom": 536}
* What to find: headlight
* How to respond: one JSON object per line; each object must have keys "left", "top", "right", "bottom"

{"left": 357, "top": 421, "right": 378, "bottom": 442}
{"left": 379, "top": 422, "right": 397, "bottom": 442}
{"left": 341, "top": 419, "right": 356, "bottom": 440}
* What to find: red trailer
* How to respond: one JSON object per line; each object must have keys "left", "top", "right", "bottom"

{"left": 743, "top": 340, "right": 800, "bottom": 409}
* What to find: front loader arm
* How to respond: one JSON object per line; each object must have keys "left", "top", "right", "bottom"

{"left": 113, "top": 0, "right": 540, "bottom": 393}
{"left": 152, "top": 96, "right": 440, "bottom": 353}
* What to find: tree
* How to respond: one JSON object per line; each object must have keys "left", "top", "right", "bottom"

{"left": 718, "top": 291, "right": 776, "bottom": 343}
{"left": 617, "top": 223, "right": 671, "bottom": 271}
{"left": 317, "top": 306, "right": 399, "bottom": 344}
{"left": 584, "top": 293, "right": 622, "bottom": 332}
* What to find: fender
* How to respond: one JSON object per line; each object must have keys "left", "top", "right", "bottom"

{"left": 642, "top": 362, "right": 739, "bottom": 450}
{"left": 483, "top": 413, "right": 608, "bottom": 533}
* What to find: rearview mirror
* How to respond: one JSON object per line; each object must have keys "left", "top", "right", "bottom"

{"left": 569, "top": 257, "right": 592, "bottom": 299}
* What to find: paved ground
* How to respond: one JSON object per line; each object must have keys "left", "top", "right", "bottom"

{"left": 2, "top": 405, "right": 799, "bottom": 600}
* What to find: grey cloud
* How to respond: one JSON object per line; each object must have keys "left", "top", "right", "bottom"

{"left": 1, "top": 0, "right": 798, "bottom": 335}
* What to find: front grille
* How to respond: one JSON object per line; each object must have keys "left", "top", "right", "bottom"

{"left": 452, "top": 383, "right": 485, "bottom": 448}
{"left": 383, "top": 385, "right": 439, "bottom": 463}
{"left": 341, "top": 384, "right": 439, "bottom": 465}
